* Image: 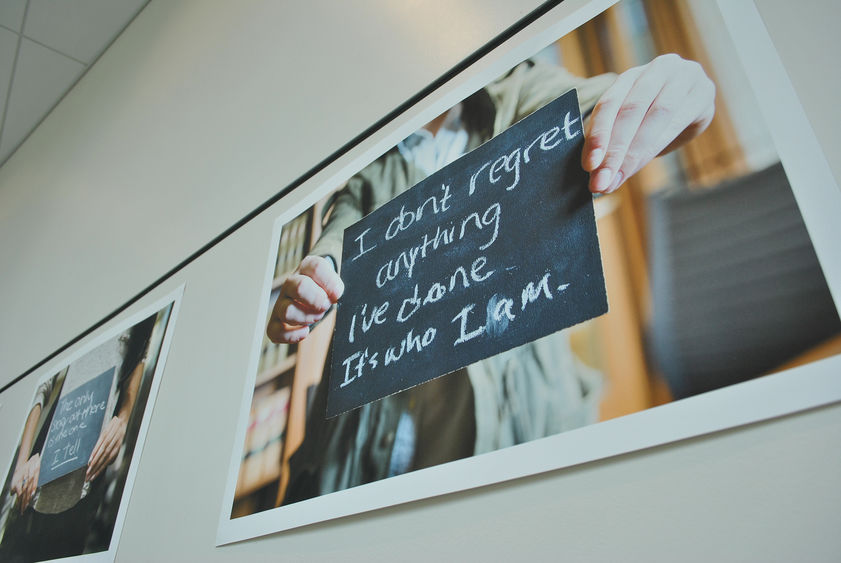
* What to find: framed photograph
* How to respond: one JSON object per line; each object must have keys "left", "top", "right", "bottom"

{"left": 0, "top": 288, "right": 182, "bottom": 562}
{"left": 218, "top": 0, "right": 841, "bottom": 544}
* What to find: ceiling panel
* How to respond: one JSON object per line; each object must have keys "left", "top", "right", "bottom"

{"left": 24, "top": 0, "right": 149, "bottom": 64}
{"left": 0, "top": 0, "right": 149, "bottom": 167}
{"left": 0, "top": 0, "right": 27, "bottom": 33}
{"left": 0, "top": 37, "right": 85, "bottom": 161}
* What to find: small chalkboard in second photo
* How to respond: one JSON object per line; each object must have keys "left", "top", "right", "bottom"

{"left": 328, "top": 89, "right": 608, "bottom": 417}
{"left": 38, "top": 367, "right": 114, "bottom": 487}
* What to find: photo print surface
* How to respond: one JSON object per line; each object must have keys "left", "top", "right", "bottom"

{"left": 219, "top": 0, "right": 841, "bottom": 542}
{"left": 0, "top": 294, "right": 180, "bottom": 562}
{"left": 328, "top": 90, "right": 608, "bottom": 416}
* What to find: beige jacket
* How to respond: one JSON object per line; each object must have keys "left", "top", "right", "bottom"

{"left": 288, "top": 61, "right": 614, "bottom": 500}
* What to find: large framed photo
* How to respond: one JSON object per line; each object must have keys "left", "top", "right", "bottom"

{"left": 218, "top": 0, "right": 841, "bottom": 543}
{"left": 0, "top": 289, "right": 182, "bottom": 562}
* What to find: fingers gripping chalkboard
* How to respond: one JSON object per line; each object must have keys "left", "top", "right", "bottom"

{"left": 328, "top": 90, "right": 607, "bottom": 417}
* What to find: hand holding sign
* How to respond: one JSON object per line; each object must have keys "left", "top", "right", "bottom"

{"left": 328, "top": 90, "right": 607, "bottom": 416}
{"left": 584, "top": 53, "right": 715, "bottom": 193}
{"left": 267, "top": 256, "right": 345, "bottom": 344}
{"left": 267, "top": 54, "right": 715, "bottom": 348}
{"left": 11, "top": 453, "right": 40, "bottom": 513}
{"left": 263, "top": 55, "right": 717, "bottom": 416}
{"left": 86, "top": 415, "right": 127, "bottom": 482}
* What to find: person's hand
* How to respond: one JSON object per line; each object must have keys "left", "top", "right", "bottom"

{"left": 267, "top": 255, "right": 345, "bottom": 344}
{"left": 583, "top": 53, "right": 716, "bottom": 194}
{"left": 86, "top": 415, "right": 127, "bottom": 482}
{"left": 11, "top": 453, "right": 40, "bottom": 513}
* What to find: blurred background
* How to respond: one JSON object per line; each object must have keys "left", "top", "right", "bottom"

{"left": 231, "top": 0, "right": 841, "bottom": 518}
{"left": 547, "top": 0, "right": 840, "bottom": 418}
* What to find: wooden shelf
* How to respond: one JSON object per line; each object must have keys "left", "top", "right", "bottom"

{"left": 235, "top": 468, "right": 280, "bottom": 499}
{"left": 255, "top": 354, "right": 297, "bottom": 388}
{"left": 236, "top": 196, "right": 334, "bottom": 511}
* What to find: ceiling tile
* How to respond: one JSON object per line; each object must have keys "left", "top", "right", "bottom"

{"left": 0, "top": 0, "right": 27, "bottom": 33}
{"left": 24, "top": 0, "right": 149, "bottom": 64}
{"left": 0, "top": 38, "right": 85, "bottom": 163}
{"left": 0, "top": 28, "right": 18, "bottom": 115}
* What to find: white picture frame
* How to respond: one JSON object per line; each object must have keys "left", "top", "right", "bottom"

{"left": 217, "top": 0, "right": 841, "bottom": 544}
{"left": 0, "top": 287, "right": 183, "bottom": 562}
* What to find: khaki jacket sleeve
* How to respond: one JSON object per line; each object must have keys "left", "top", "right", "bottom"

{"left": 487, "top": 60, "right": 616, "bottom": 133}
{"left": 310, "top": 60, "right": 615, "bottom": 268}
{"left": 308, "top": 175, "right": 366, "bottom": 271}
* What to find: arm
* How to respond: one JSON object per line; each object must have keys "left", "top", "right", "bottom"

{"left": 266, "top": 176, "right": 369, "bottom": 344}
{"left": 267, "top": 55, "right": 714, "bottom": 343}
{"left": 267, "top": 62, "right": 609, "bottom": 347}
{"left": 86, "top": 358, "right": 144, "bottom": 481}
{"left": 490, "top": 55, "right": 714, "bottom": 194}
{"left": 10, "top": 404, "right": 42, "bottom": 513}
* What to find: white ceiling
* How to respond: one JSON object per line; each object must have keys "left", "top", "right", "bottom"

{"left": 0, "top": 0, "right": 149, "bottom": 167}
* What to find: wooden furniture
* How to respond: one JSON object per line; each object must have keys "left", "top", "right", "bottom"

{"left": 232, "top": 197, "right": 335, "bottom": 516}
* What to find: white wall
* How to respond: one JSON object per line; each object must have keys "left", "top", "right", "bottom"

{"left": 0, "top": 0, "right": 839, "bottom": 560}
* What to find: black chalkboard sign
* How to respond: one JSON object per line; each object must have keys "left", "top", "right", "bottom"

{"left": 38, "top": 367, "right": 113, "bottom": 486}
{"left": 327, "top": 89, "right": 607, "bottom": 416}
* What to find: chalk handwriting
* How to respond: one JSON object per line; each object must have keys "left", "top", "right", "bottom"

{"left": 469, "top": 110, "right": 580, "bottom": 196}
{"left": 384, "top": 184, "right": 453, "bottom": 240}
{"left": 329, "top": 90, "right": 607, "bottom": 416}
{"left": 375, "top": 202, "right": 500, "bottom": 289}
{"left": 452, "top": 272, "right": 566, "bottom": 347}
